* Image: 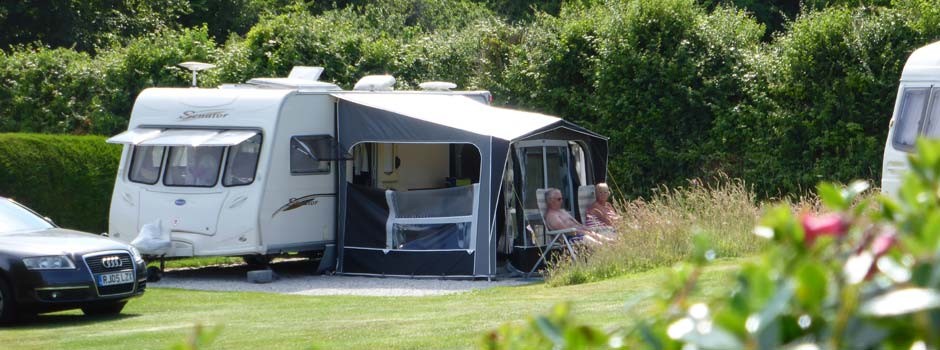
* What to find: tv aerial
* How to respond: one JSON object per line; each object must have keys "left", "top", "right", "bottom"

{"left": 177, "top": 61, "right": 217, "bottom": 87}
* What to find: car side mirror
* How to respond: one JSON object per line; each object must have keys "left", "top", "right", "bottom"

{"left": 44, "top": 216, "right": 54, "bottom": 224}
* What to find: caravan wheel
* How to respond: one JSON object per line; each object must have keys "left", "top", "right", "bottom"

{"left": 146, "top": 266, "right": 163, "bottom": 282}
{"left": 242, "top": 255, "right": 272, "bottom": 267}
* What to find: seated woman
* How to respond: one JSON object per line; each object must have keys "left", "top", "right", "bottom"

{"left": 543, "top": 188, "right": 613, "bottom": 245}
{"left": 585, "top": 183, "right": 621, "bottom": 235}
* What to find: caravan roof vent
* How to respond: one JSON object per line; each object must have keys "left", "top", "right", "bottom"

{"left": 287, "top": 66, "right": 324, "bottom": 81}
{"left": 419, "top": 81, "right": 457, "bottom": 91}
{"left": 353, "top": 75, "right": 396, "bottom": 91}
{"left": 245, "top": 66, "right": 340, "bottom": 91}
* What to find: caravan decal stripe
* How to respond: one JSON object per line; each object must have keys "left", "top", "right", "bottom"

{"left": 272, "top": 193, "right": 336, "bottom": 218}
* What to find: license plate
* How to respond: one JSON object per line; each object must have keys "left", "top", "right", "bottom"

{"left": 98, "top": 271, "right": 134, "bottom": 286}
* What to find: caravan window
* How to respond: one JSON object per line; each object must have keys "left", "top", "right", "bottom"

{"left": 223, "top": 134, "right": 262, "bottom": 186}
{"left": 924, "top": 89, "right": 940, "bottom": 139}
{"left": 893, "top": 87, "right": 930, "bottom": 151}
{"left": 129, "top": 146, "right": 165, "bottom": 184}
{"left": 290, "top": 135, "right": 333, "bottom": 174}
{"left": 164, "top": 146, "right": 224, "bottom": 187}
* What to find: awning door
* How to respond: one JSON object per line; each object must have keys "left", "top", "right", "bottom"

{"left": 139, "top": 129, "right": 220, "bottom": 147}
{"left": 106, "top": 128, "right": 163, "bottom": 145}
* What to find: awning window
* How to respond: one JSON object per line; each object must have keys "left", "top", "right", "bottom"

{"left": 139, "top": 129, "right": 220, "bottom": 147}
{"left": 106, "top": 128, "right": 162, "bottom": 145}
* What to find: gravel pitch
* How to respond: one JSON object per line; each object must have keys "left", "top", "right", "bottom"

{"left": 150, "top": 260, "right": 533, "bottom": 297}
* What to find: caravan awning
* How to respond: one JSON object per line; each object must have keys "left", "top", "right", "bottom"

{"left": 107, "top": 128, "right": 259, "bottom": 147}
{"left": 106, "top": 128, "right": 162, "bottom": 145}
{"left": 139, "top": 129, "right": 219, "bottom": 146}
{"left": 200, "top": 130, "right": 259, "bottom": 146}
{"left": 333, "top": 94, "right": 561, "bottom": 141}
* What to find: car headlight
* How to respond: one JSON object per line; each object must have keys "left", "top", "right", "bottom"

{"left": 23, "top": 255, "right": 76, "bottom": 270}
{"left": 128, "top": 246, "right": 145, "bottom": 264}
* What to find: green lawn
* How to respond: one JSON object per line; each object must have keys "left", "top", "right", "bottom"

{"left": 2, "top": 260, "right": 740, "bottom": 350}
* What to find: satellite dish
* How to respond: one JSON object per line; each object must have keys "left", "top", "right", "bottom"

{"left": 177, "top": 61, "right": 217, "bottom": 87}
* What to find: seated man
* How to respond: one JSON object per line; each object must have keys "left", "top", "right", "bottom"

{"left": 585, "top": 183, "right": 621, "bottom": 234}
{"left": 543, "top": 188, "right": 612, "bottom": 245}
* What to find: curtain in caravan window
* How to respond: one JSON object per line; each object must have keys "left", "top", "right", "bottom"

{"left": 164, "top": 146, "right": 224, "bottom": 187}
{"left": 223, "top": 134, "right": 262, "bottom": 186}
{"left": 129, "top": 146, "right": 164, "bottom": 185}
{"left": 894, "top": 87, "right": 930, "bottom": 151}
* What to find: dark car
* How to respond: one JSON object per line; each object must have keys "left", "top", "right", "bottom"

{"left": 0, "top": 197, "right": 146, "bottom": 323}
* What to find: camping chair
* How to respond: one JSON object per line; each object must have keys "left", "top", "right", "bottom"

{"left": 528, "top": 188, "right": 578, "bottom": 277}
{"left": 577, "top": 185, "right": 596, "bottom": 223}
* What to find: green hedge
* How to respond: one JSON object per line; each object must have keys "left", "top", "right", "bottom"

{"left": 0, "top": 134, "right": 120, "bottom": 233}
{"left": 497, "top": 0, "right": 764, "bottom": 194}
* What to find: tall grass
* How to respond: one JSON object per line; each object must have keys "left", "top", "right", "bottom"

{"left": 546, "top": 178, "right": 776, "bottom": 286}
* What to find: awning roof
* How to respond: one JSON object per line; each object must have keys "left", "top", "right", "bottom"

{"left": 333, "top": 94, "right": 562, "bottom": 141}
{"left": 107, "top": 128, "right": 258, "bottom": 147}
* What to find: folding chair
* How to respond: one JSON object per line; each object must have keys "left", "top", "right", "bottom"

{"left": 528, "top": 188, "right": 578, "bottom": 277}
{"left": 577, "top": 185, "right": 596, "bottom": 224}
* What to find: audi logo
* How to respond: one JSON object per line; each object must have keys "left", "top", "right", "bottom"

{"left": 101, "top": 256, "right": 123, "bottom": 269}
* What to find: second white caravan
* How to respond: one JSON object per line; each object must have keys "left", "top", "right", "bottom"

{"left": 883, "top": 41, "right": 940, "bottom": 196}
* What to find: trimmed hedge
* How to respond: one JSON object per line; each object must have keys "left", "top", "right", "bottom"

{"left": 0, "top": 134, "right": 120, "bottom": 233}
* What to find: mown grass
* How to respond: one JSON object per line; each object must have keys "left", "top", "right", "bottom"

{"left": 546, "top": 179, "right": 783, "bottom": 286}
{"left": 152, "top": 256, "right": 245, "bottom": 269}
{"left": 1, "top": 260, "right": 741, "bottom": 350}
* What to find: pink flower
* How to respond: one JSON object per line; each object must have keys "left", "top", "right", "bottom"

{"left": 865, "top": 230, "right": 898, "bottom": 280}
{"left": 801, "top": 213, "right": 848, "bottom": 247}
{"left": 871, "top": 231, "right": 897, "bottom": 258}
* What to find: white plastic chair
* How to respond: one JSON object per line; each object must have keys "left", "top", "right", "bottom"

{"left": 528, "top": 188, "right": 578, "bottom": 276}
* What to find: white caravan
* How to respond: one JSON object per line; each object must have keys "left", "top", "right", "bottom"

{"left": 882, "top": 41, "right": 940, "bottom": 196}
{"left": 107, "top": 67, "right": 608, "bottom": 278}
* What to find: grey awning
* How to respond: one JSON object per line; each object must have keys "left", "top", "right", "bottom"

{"left": 332, "top": 94, "right": 563, "bottom": 140}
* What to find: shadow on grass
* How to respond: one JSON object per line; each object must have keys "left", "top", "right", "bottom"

{"left": 8, "top": 312, "right": 142, "bottom": 330}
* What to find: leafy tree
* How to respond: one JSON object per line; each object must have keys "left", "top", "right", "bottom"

{"left": 0, "top": 0, "right": 191, "bottom": 52}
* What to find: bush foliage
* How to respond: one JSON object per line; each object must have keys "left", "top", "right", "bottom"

{"left": 485, "top": 139, "right": 940, "bottom": 350}
{"left": 3, "top": 1, "right": 940, "bottom": 198}
{"left": 0, "top": 134, "right": 121, "bottom": 233}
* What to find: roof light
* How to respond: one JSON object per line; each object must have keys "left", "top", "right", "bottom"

{"left": 287, "top": 66, "right": 324, "bottom": 81}
{"left": 245, "top": 66, "right": 340, "bottom": 90}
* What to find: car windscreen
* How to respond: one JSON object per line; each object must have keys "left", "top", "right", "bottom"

{"left": 0, "top": 199, "right": 55, "bottom": 233}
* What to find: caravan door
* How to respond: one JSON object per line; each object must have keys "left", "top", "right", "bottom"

{"left": 514, "top": 140, "right": 576, "bottom": 245}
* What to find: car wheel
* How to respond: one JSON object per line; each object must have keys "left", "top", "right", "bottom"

{"left": 81, "top": 301, "right": 127, "bottom": 316}
{"left": 0, "top": 277, "right": 15, "bottom": 324}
